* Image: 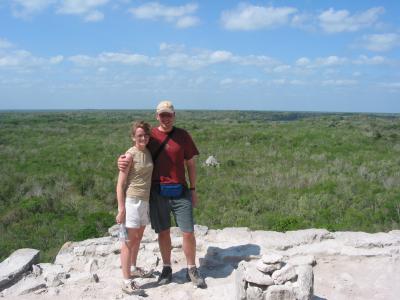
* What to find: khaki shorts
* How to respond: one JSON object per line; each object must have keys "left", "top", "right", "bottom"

{"left": 150, "top": 187, "right": 194, "bottom": 233}
{"left": 125, "top": 197, "right": 150, "bottom": 228}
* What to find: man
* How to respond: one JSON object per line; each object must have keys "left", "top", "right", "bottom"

{"left": 118, "top": 100, "right": 206, "bottom": 288}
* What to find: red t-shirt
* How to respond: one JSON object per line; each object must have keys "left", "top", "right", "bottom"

{"left": 148, "top": 127, "right": 199, "bottom": 186}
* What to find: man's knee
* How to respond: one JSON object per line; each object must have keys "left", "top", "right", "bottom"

{"left": 158, "top": 229, "right": 170, "bottom": 239}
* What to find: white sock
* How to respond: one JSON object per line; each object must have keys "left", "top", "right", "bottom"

{"left": 188, "top": 264, "right": 196, "bottom": 269}
{"left": 131, "top": 266, "right": 137, "bottom": 271}
{"left": 163, "top": 264, "right": 171, "bottom": 268}
{"left": 123, "top": 279, "right": 131, "bottom": 285}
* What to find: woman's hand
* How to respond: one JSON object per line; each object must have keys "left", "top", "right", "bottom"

{"left": 116, "top": 209, "right": 125, "bottom": 224}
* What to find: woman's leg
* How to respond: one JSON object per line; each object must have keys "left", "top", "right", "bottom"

{"left": 128, "top": 226, "right": 146, "bottom": 267}
{"left": 120, "top": 240, "right": 132, "bottom": 279}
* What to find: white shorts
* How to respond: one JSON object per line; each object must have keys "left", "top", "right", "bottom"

{"left": 125, "top": 197, "right": 150, "bottom": 228}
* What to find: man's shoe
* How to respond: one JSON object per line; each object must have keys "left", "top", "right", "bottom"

{"left": 186, "top": 266, "right": 206, "bottom": 288}
{"left": 157, "top": 266, "right": 172, "bottom": 285}
{"left": 121, "top": 279, "right": 145, "bottom": 296}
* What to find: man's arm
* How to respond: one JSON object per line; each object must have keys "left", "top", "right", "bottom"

{"left": 117, "top": 154, "right": 131, "bottom": 172}
{"left": 185, "top": 157, "right": 198, "bottom": 207}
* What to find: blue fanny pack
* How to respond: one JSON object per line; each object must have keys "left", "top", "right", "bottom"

{"left": 159, "top": 183, "right": 183, "bottom": 198}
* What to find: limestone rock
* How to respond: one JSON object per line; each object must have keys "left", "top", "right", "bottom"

{"left": 1, "top": 275, "right": 46, "bottom": 296}
{"left": 0, "top": 248, "right": 40, "bottom": 290}
{"left": 256, "top": 261, "right": 282, "bottom": 274}
{"left": 264, "top": 285, "right": 295, "bottom": 300}
{"left": 234, "top": 261, "right": 247, "bottom": 300}
{"left": 261, "top": 254, "right": 284, "bottom": 264}
{"left": 245, "top": 269, "right": 274, "bottom": 286}
{"left": 204, "top": 155, "right": 220, "bottom": 167}
{"left": 293, "top": 265, "right": 313, "bottom": 300}
{"left": 287, "top": 255, "right": 316, "bottom": 266}
{"left": 272, "top": 264, "right": 297, "bottom": 285}
{"left": 246, "top": 284, "right": 263, "bottom": 300}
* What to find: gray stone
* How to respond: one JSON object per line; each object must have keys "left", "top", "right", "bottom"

{"left": 293, "top": 265, "right": 313, "bottom": 300}
{"left": 234, "top": 261, "right": 247, "bottom": 300}
{"left": 1, "top": 275, "right": 46, "bottom": 296}
{"left": 204, "top": 155, "right": 220, "bottom": 167}
{"left": 0, "top": 248, "right": 40, "bottom": 290}
{"left": 39, "top": 263, "right": 67, "bottom": 287}
{"left": 262, "top": 254, "right": 284, "bottom": 264}
{"left": 263, "top": 285, "right": 295, "bottom": 300}
{"left": 256, "top": 261, "right": 282, "bottom": 274}
{"left": 195, "top": 225, "right": 209, "bottom": 236}
{"left": 287, "top": 255, "right": 316, "bottom": 266}
{"left": 245, "top": 268, "right": 274, "bottom": 286}
{"left": 272, "top": 264, "right": 297, "bottom": 285}
{"left": 85, "top": 259, "right": 99, "bottom": 274}
{"left": 246, "top": 284, "right": 263, "bottom": 300}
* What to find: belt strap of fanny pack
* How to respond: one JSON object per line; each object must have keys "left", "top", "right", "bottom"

{"left": 152, "top": 127, "right": 175, "bottom": 162}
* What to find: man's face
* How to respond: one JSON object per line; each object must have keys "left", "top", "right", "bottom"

{"left": 156, "top": 112, "right": 175, "bottom": 130}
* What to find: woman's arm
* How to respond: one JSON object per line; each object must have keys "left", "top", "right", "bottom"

{"left": 116, "top": 153, "right": 133, "bottom": 224}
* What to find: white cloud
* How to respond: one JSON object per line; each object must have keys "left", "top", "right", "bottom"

{"left": 361, "top": 33, "right": 400, "bottom": 52}
{"left": 318, "top": 7, "right": 384, "bottom": 33}
{"left": 57, "top": 0, "right": 108, "bottom": 21}
{"left": 49, "top": 55, "right": 63, "bottom": 64}
{"left": 69, "top": 52, "right": 151, "bottom": 66}
{"left": 0, "top": 38, "right": 14, "bottom": 49}
{"left": 221, "top": 4, "right": 297, "bottom": 30}
{"left": 322, "top": 79, "right": 357, "bottom": 86}
{"left": 353, "top": 55, "right": 386, "bottom": 65}
{"left": 84, "top": 10, "right": 104, "bottom": 22}
{"left": 129, "top": 2, "right": 199, "bottom": 28}
{"left": 273, "top": 65, "right": 291, "bottom": 73}
{"left": 220, "top": 78, "right": 233, "bottom": 85}
{"left": 0, "top": 49, "right": 60, "bottom": 68}
{"left": 11, "top": 0, "right": 54, "bottom": 18}
{"left": 295, "top": 57, "right": 310, "bottom": 66}
{"left": 176, "top": 16, "right": 199, "bottom": 28}
{"left": 379, "top": 82, "right": 400, "bottom": 89}
{"left": 315, "top": 56, "right": 347, "bottom": 66}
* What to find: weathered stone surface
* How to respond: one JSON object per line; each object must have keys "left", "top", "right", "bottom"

{"left": 0, "top": 248, "right": 40, "bottom": 290}
{"left": 256, "top": 261, "right": 282, "bottom": 274}
{"left": 263, "top": 285, "right": 295, "bottom": 300}
{"left": 293, "top": 265, "right": 313, "bottom": 300}
{"left": 261, "top": 254, "right": 284, "bottom": 264}
{"left": 234, "top": 261, "right": 247, "bottom": 300}
{"left": 39, "top": 263, "right": 67, "bottom": 287}
{"left": 272, "top": 264, "right": 297, "bottom": 285}
{"left": 204, "top": 155, "right": 220, "bottom": 167}
{"left": 245, "top": 269, "right": 274, "bottom": 286}
{"left": 333, "top": 232, "right": 400, "bottom": 249}
{"left": 1, "top": 275, "right": 46, "bottom": 296}
{"left": 287, "top": 255, "right": 316, "bottom": 266}
{"left": 246, "top": 284, "right": 263, "bottom": 300}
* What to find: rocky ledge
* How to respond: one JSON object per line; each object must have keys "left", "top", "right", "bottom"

{"left": 0, "top": 226, "right": 399, "bottom": 300}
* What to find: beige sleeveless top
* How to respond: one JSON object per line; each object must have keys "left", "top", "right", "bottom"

{"left": 125, "top": 146, "right": 153, "bottom": 201}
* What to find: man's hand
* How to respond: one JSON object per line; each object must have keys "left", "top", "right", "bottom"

{"left": 117, "top": 154, "right": 130, "bottom": 172}
{"left": 191, "top": 190, "right": 198, "bottom": 208}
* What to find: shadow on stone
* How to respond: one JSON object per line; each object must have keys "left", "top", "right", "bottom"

{"left": 312, "top": 296, "right": 327, "bottom": 300}
{"left": 200, "top": 244, "right": 261, "bottom": 279}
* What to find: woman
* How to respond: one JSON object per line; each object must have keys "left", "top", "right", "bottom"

{"left": 116, "top": 121, "right": 153, "bottom": 295}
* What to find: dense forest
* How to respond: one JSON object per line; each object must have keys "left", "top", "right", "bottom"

{"left": 1, "top": 110, "right": 399, "bottom": 262}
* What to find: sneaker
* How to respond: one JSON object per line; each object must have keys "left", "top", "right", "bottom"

{"left": 186, "top": 266, "right": 206, "bottom": 288}
{"left": 131, "top": 267, "right": 153, "bottom": 278}
{"left": 121, "top": 279, "right": 145, "bottom": 296}
{"left": 157, "top": 266, "right": 172, "bottom": 285}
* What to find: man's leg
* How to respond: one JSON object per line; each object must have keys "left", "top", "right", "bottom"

{"left": 182, "top": 231, "right": 196, "bottom": 265}
{"left": 158, "top": 228, "right": 172, "bottom": 265}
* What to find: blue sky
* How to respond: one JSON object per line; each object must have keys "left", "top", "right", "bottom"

{"left": 0, "top": 0, "right": 399, "bottom": 112}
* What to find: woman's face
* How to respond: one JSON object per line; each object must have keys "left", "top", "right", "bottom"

{"left": 134, "top": 127, "right": 150, "bottom": 148}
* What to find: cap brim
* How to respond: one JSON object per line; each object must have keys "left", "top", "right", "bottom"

{"left": 157, "top": 109, "right": 174, "bottom": 114}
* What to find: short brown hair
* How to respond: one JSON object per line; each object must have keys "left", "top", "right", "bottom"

{"left": 131, "top": 120, "right": 151, "bottom": 139}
